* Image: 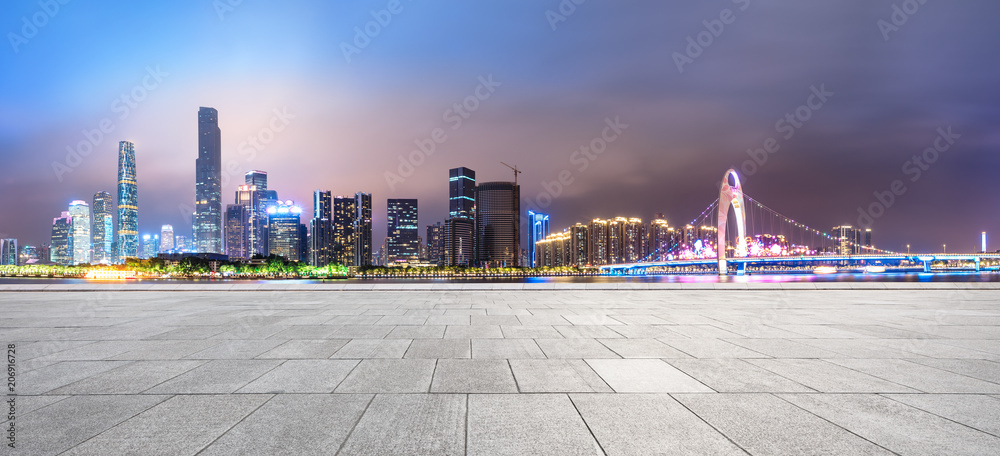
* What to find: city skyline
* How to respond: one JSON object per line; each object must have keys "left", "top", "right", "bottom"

{"left": 1, "top": 2, "right": 998, "bottom": 254}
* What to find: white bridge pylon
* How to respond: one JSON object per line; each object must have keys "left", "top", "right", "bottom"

{"left": 717, "top": 169, "right": 747, "bottom": 275}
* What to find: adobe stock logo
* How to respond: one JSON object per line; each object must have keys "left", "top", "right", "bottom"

{"left": 8, "top": 0, "right": 71, "bottom": 54}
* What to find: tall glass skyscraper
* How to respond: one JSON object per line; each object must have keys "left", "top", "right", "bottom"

{"left": 50, "top": 212, "right": 72, "bottom": 265}
{"left": 310, "top": 190, "right": 333, "bottom": 267}
{"left": 92, "top": 191, "right": 114, "bottom": 264}
{"left": 68, "top": 200, "right": 91, "bottom": 265}
{"left": 386, "top": 199, "right": 419, "bottom": 264}
{"left": 353, "top": 192, "right": 373, "bottom": 266}
{"left": 476, "top": 181, "right": 520, "bottom": 267}
{"left": 245, "top": 170, "right": 267, "bottom": 190}
{"left": 117, "top": 141, "right": 138, "bottom": 261}
{"left": 0, "top": 239, "right": 17, "bottom": 266}
{"left": 160, "top": 225, "right": 174, "bottom": 253}
{"left": 194, "top": 107, "right": 222, "bottom": 253}
{"left": 224, "top": 204, "right": 249, "bottom": 260}
{"left": 333, "top": 196, "right": 357, "bottom": 266}
{"left": 527, "top": 210, "right": 549, "bottom": 267}
{"left": 267, "top": 201, "right": 305, "bottom": 261}
{"left": 449, "top": 167, "right": 476, "bottom": 219}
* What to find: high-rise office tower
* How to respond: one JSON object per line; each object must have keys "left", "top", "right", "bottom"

{"left": 160, "top": 225, "right": 174, "bottom": 253}
{"left": 18, "top": 244, "right": 36, "bottom": 266}
{"left": 0, "top": 239, "right": 17, "bottom": 266}
{"left": 174, "top": 235, "right": 189, "bottom": 252}
{"left": 832, "top": 226, "right": 863, "bottom": 255}
{"left": 475, "top": 181, "right": 520, "bottom": 267}
{"left": 245, "top": 170, "right": 268, "bottom": 190}
{"left": 864, "top": 228, "right": 872, "bottom": 252}
{"left": 141, "top": 234, "right": 159, "bottom": 259}
{"left": 235, "top": 184, "right": 270, "bottom": 256}
{"left": 267, "top": 201, "right": 305, "bottom": 261}
{"left": 225, "top": 204, "right": 249, "bottom": 260}
{"left": 310, "top": 190, "right": 334, "bottom": 266}
{"left": 588, "top": 219, "right": 609, "bottom": 265}
{"left": 569, "top": 223, "right": 589, "bottom": 266}
{"left": 353, "top": 192, "right": 373, "bottom": 266}
{"left": 386, "top": 199, "right": 419, "bottom": 264}
{"left": 117, "top": 141, "right": 138, "bottom": 261}
{"left": 449, "top": 167, "right": 476, "bottom": 219}
{"left": 426, "top": 222, "right": 445, "bottom": 265}
{"left": 194, "top": 107, "right": 223, "bottom": 253}
{"left": 333, "top": 196, "right": 357, "bottom": 266}
{"left": 50, "top": 212, "right": 72, "bottom": 266}
{"left": 527, "top": 211, "right": 549, "bottom": 267}
{"left": 446, "top": 167, "right": 477, "bottom": 267}
{"left": 92, "top": 191, "right": 114, "bottom": 264}
{"left": 68, "top": 200, "right": 91, "bottom": 265}
{"left": 647, "top": 219, "right": 674, "bottom": 262}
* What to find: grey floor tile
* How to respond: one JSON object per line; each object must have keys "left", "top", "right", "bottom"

{"left": 144, "top": 359, "right": 282, "bottom": 394}
{"left": 339, "top": 394, "right": 465, "bottom": 455}
{"left": 598, "top": 338, "right": 691, "bottom": 358}
{"left": 332, "top": 339, "right": 412, "bottom": 358}
{"left": 16, "top": 360, "right": 130, "bottom": 394}
{"left": 510, "top": 359, "right": 611, "bottom": 392}
{"left": 404, "top": 339, "right": 471, "bottom": 359}
{"left": 256, "top": 339, "right": 349, "bottom": 359}
{"left": 444, "top": 325, "right": 504, "bottom": 339}
{"left": 335, "top": 359, "right": 436, "bottom": 393}
{"left": 556, "top": 325, "right": 624, "bottom": 339}
{"left": 572, "top": 394, "right": 746, "bottom": 455}
{"left": 828, "top": 358, "right": 1000, "bottom": 393}
{"left": 200, "top": 394, "right": 372, "bottom": 455}
{"left": 238, "top": 359, "right": 359, "bottom": 393}
{"left": 905, "top": 358, "right": 1000, "bottom": 383}
{"left": 676, "top": 393, "right": 893, "bottom": 456}
{"left": 535, "top": 339, "right": 621, "bottom": 358}
{"left": 587, "top": 359, "right": 712, "bottom": 393}
{"left": 468, "top": 394, "right": 602, "bottom": 455}
{"left": 185, "top": 339, "right": 285, "bottom": 359}
{"left": 50, "top": 360, "right": 204, "bottom": 394}
{"left": 884, "top": 394, "right": 1000, "bottom": 437}
{"left": 667, "top": 359, "right": 815, "bottom": 393}
{"left": 108, "top": 339, "right": 222, "bottom": 360}
{"left": 62, "top": 394, "right": 272, "bottom": 455}
{"left": 781, "top": 393, "right": 1000, "bottom": 456}
{"left": 472, "top": 339, "right": 545, "bottom": 359}
{"left": 426, "top": 315, "right": 471, "bottom": 325}
{"left": 385, "top": 325, "right": 446, "bottom": 339}
{"left": 472, "top": 315, "right": 522, "bottom": 326}
{"left": 662, "top": 338, "right": 768, "bottom": 358}
{"left": 499, "top": 325, "right": 562, "bottom": 339}
{"left": 327, "top": 325, "right": 393, "bottom": 339}
{"left": 15, "top": 395, "right": 168, "bottom": 455}
{"left": 746, "top": 359, "right": 917, "bottom": 393}
{"left": 431, "top": 359, "right": 518, "bottom": 393}
{"left": 725, "top": 338, "right": 841, "bottom": 358}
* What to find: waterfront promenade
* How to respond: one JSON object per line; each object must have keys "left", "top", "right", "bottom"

{"left": 3, "top": 282, "right": 1000, "bottom": 455}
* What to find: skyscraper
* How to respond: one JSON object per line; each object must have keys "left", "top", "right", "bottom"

{"left": 386, "top": 199, "right": 419, "bottom": 264}
{"left": 92, "top": 191, "right": 114, "bottom": 264}
{"left": 160, "top": 225, "right": 174, "bottom": 253}
{"left": 224, "top": 204, "right": 249, "bottom": 260}
{"left": 527, "top": 210, "right": 549, "bottom": 267}
{"left": 194, "top": 107, "right": 222, "bottom": 253}
{"left": 426, "top": 222, "right": 445, "bottom": 265}
{"left": 267, "top": 201, "right": 305, "bottom": 261}
{"left": 245, "top": 170, "right": 268, "bottom": 190}
{"left": 310, "top": 190, "right": 333, "bottom": 267}
{"left": 68, "top": 200, "right": 91, "bottom": 265}
{"left": 0, "top": 239, "right": 17, "bottom": 266}
{"left": 446, "top": 167, "right": 476, "bottom": 267}
{"left": 141, "top": 234, "right": 159, "bottom": 259}
{"left": 333, "top": 196, "right": 357, "bottom": 266}
{"left": 50, "top": 212, "right": 72, "bottom": 266}
{"left": 117, "top": 140, "right": 138, "bottom": 261}
{"left": 476, "top": 181, "right": 520, "bottom": 267}
{"left": 449, "top": 167, "right": 476, "bottom": 219}
{"left": 235, "top": 184, "right": 271, "bottom": 257}
{"left": 353, "top": 192, "right": 373, "bottom": 266}
{"left": 174, "top": 235, "right": 189, "bottom": 252}
{"left": 832, "top": 225, "right": 864, "bottom": 255}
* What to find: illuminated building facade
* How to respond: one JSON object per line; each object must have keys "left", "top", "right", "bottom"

{"left": 0, "top": 239, "right": 17, "bottom": 266}
{"left": 353, "top": 192, "right": 373, "bottom": 266}
{"left": 50, "top": 212, "right": 72, "bottom": 265}
{"left": 475, "top": 181, "right": 519, "bottom": 267}
{"left": 386, "top": 199, "right": 419, "bottom": 264}
{"left": 68, "top": 200, "right": 91, "bottom": 265}
{"left": 333, "top": 196, "right": 357, "bottom": 266}
{"left": 160, "top": 225, "right": 174, "bottom": 253}
{"left": 117, "top": 140, "right": 138, "bottom": 261}
{"left": 268, "top": 201, "right": 305, "bottom": 261}
{"left": 310, "top": 190, "right": 334, "bottom": 267}
{"left": 225, "top": 204, "right": 249, "bottom": 260}
{"left": 527, "top": 211, "right": 549, "bottom": 267}
{"left": 92, "top": 191, "right": 114, "bottom": 264}
{"left": 194, "top": 107, "right": 222, "bottom": 253}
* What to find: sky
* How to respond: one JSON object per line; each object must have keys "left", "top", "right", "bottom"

{"left": 1, "top": 0, "right": 998, "bottom": 254}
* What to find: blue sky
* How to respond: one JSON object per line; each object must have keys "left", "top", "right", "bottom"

{"left": 1, "top": 1, "right": 999, "bottom": 252}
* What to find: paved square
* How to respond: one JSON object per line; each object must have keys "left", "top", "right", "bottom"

{"left": 3, "top": 283, "right": 1000, "bottom": 454}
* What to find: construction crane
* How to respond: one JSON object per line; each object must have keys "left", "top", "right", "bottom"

{"left": 501, "top": 162, "right": 521, "bottom": 185}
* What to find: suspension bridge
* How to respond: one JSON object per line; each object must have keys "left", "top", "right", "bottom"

{"left": 600, "top": 169, "right": 1000, "bottom": 276}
